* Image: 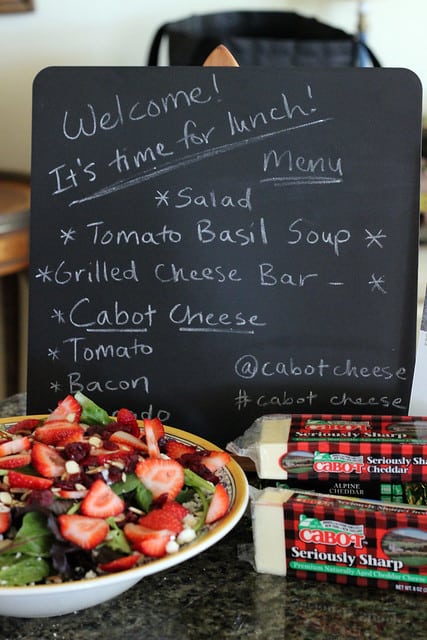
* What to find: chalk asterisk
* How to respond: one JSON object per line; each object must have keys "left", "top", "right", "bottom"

{"left": 60, "top": 227, "right": 76, "bottom": 245}
{"left": 369, "top": 274, "right": 387, "bottom": 294}
{"left": 48, "top": 347, "right": 60, "bottom": 361}
{"left": 36, "top": 265, "right": 53, "bottom": 283}
{"left": 51, "top": 308, "right": 65, "bottom": 324}
{"left": 365, "top": 228, "right": 387, "bottom": 249}
{"left": 155, "top": 189, "right": 170, "bottom": 207}
{"left": 50, "top": 381, "right": 61, "bottom": 392}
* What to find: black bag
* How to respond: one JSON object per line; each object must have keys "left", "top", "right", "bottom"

{"left": 147, "top": 11, "right": 380, "bottom": 67}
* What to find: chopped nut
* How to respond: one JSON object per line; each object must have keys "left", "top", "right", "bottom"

{"left": 128, "top": 506, "right": 144, "bottom": 515}
{"left": 45, "top": 575, "right": 63, "bottom": 584}
{"left": 87, "top": 466, "right": 105, "bottom": 474}
{"left": 65, "top": 460, "right": 80, "bottom": 474}
{"left": 0, "top": 491, "right": 12, "bottom": 506}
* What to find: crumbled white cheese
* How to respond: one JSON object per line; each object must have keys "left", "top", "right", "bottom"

{"left": 182, "top": 513, "right": 199, "bottom": 529}
{"left": 177, "top": 527, "right": 197, "bottom": 545}
{"left": 84, "top": 570, "right": 97, "bottom": 579}
{"left": 166, "top": 539, "right": 180, "bottom": 554}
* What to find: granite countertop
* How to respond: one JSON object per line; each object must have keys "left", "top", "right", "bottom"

{"left": 1, "top": 395, "right": 426, "bottom": 640}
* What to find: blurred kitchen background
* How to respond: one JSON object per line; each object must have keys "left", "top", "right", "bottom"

{"left": 0, "top": 0, "right": 426, "bottom": 399}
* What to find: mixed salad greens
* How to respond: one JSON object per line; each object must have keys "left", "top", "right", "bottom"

{"left": 0, "top": 393, "right": 231, "bottom": 586}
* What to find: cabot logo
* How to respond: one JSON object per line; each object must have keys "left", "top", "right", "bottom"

{"left": 312, "top": 451, "right": 364, "bottom": 474}
{"left": 299, "top": 420, "right": 371, "bottom": 436}
{"left": 298, "top": 515, "right": 365, "bottom": 549}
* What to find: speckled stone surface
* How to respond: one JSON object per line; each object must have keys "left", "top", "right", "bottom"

{"left": 1, "top": 395, "right": 426, "bottom": 639}
{"left": 0, "top": 393, "right": 27, "bottom": 420}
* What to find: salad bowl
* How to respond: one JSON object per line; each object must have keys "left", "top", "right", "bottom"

{"left": 0, "top": 415, "right": 249, "bottom": 618}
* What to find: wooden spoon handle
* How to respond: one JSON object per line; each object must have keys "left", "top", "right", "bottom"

{"left": 203, "top": 45, "right": 239, "bottom": 67}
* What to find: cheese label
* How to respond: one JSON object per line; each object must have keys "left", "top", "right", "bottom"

{"left": 228, "top": 414, "right": 427, "bottom": 501}
{"left": 253, "top": 488, "right": 427, "bottom": 594}
{"left": 285, "top": 492, "right": 427, "bottom": 593}
{"left": 283, "top": 415, "right": 427, "bottom": 484}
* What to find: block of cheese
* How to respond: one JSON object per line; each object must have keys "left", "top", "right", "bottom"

{"left": 252, "top": 488, "right": 290, "bottom": 576}
{"left": 257, "top": 415, "right": 291, "bottom": 479}
{"left": 228, "top": 414, "right": 427, "bottom": 497}
{"left": 251, "top": 487, "right": 427, "bottom": 594}
{"left": 227, "top": 414, "right": 291, "bottom": 479}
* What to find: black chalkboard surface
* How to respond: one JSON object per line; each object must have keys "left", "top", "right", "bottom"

{"left": 28, "top": 66, "right": 422, "bottom": 446}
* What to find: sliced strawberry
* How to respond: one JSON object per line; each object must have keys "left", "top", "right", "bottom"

{"left": 31, "top": 442, "right": 66, "bottom": 478}
{"left": 201, "top": 450, "right": 231, "bottom": 473}
{"left": 45, "top": 394, "right": 82, "bottom": 424}
{"left": 7, "top": 469, "right": 53, "bottom": 490}
{"left": 123, "top": 522, "right": 173, "bottom": 558}
{"left": 116, "top": 408, "right": 140, "bottom": 437}
{"left": 138, "top": 529, "right": 173, "bottom": 558}
{"left": 205, "top": 483, "right": 230, "bottom": 524}
{"left": 164, "top": 440, "right": 197, "bottom": 460}
{"left": 88, "top": 446, "right": 133, "bottom": 465}
{"left": 138, "top": 506, "right": 183, "bottom": 535}
{"left": 109, "top": 430, "right": 147, "bottom": 452}
{"left": 58, "top": 488, "right": 88, "bottom": 500}
{"left": 135, "top": 458, "right": 184, "bottom": 501}
{"left": 7, "top": 418, "right": 41, "bottom": 434}
{"left": 0, "top": 505, "right": 11, "bottom": 534}
{"left": 0, "top": 452, "right": 31, "bottom": 469}
{"left": 123, "top": 522, "right": 154, "bottom": 546}
{"left": 143, "top": 418, "right": 165, "bottom": 441}
{"left": 80, "top": 478, "right": 125, "bottom": 518}
{"left": 98, "top": 553, "right": 141, "bottom": 573}
{"left": 160, "top": 501, "right": 189, "bottom": 520}
{"left": 34, "top": 420, "right": 84, "bottom": 446}
{"left": 0, "top": 436, "right": 31, "bottom": 457}
{"left": 143, "top": 419, "right": 163, "bottom": 458}
{"left": 58, "top": 513, "right": 109, "bottom": 550}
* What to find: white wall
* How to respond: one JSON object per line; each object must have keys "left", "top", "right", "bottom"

{"left": 1, "top": 0, "right": 425, "bottom": 174}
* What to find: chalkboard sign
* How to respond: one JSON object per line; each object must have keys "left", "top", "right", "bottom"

{"left": 28, "top": 67, "right": 422, "bottom": 446}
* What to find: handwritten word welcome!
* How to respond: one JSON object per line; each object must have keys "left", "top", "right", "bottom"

{"left": 61, "top": 76, "right": 220, "bottom": 140}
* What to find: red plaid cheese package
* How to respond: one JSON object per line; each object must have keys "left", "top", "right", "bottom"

{"left": 252, "top": 487, "right": 427, "bottom": 594}
{"left": 227, "top": 414, "right": 427, "bottom": 504}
